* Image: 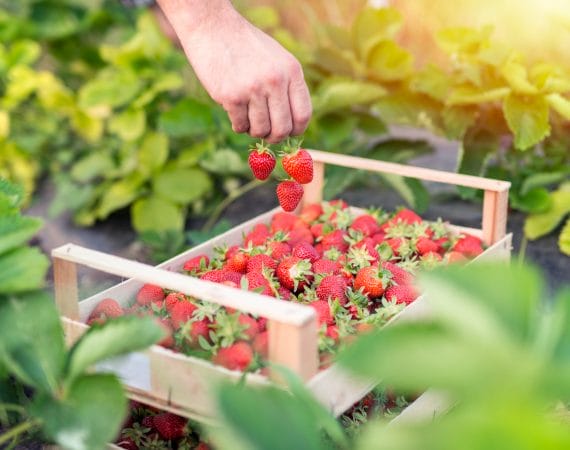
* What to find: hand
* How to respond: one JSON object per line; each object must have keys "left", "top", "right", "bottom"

{"left": 157, "top": 0, "right": 312, "bottom": 143}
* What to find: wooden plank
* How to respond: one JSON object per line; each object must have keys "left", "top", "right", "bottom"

{"left": 268, "top": 318, "right": 319, "bottom": 383}
{"left": 61, "top": 317, "right": 88, "bottom": 346}
{"left": 52, "top": 244, "right": 315, "bottom": 328}
{"left": 482, "top": 189, "right": 509, "bottom": 245}
{"left": 52, "top": 257, "right": 79, "bottom": 320}
{"left": 389, "top": 390, "right": 452, "bottom": 426}
{"left": 473, "top": 233, "right": 512, "bottom": 262}
{"left": 302, "top": 160, "right": 325, "bottom": 206}
{"left": 308, "top": 150, "right": 511, "bottom": 192}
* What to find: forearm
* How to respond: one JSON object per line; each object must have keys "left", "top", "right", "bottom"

{"left": 155, "top": 0, "right": 238, "bottom": 36}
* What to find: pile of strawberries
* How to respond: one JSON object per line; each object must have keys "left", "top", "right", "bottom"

{"left": 247, "top": 139, "right": 313, "bottom": 211}
{"left": 88, "top": 200, "right": 485, "bottom": 373}
{"left": 116, "top": 401, "right": 210, "bottom": 450}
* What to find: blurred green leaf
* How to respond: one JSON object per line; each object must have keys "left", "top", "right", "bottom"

{"left": 0, "top": 247, "right": 49, "bottom": 293}
{"left": 244, "top": 6, "right": 280, "bottom": 29}
{"left": 448, "top": 86, "right": 510, "bottom": 105}
{"left": 367, "top": 40, "right": 413, "bottom": 82}
{"left": 0, "top": 214, "right": 42, "bottom": 254}
{"left": 520, "top": 172, "right": 569, "bottom": 195}
{"left": 200, "top": 148, "right": 248, "bottom": 176}
{"left": 96, "top": 174, "right": 144, "bottom": 219}
{"left": 525, "top": 183, "right": 570, "bottom": 240}
{"left": 152, "top": 167, "right": 212, "bottom": 204}
{"left": 503, "top": 93, "right": 550, "bottom": 151}
{"left": 442, "top": 106, "right": 477, "bottom": 140}
{"left": 108, "top": 108, "right": 146, "bottom": 142}
{"left": 78, "top": 69, "right": 142, "bottom": 111}
{"left": 380, "top": 174, "right": 429, "bottom": 214}
{"left": 131, "top": 195, "right": 184, "bottom": 233}
{"left": 70, "top": 152, "right": 115, "bottom": 183}
{"left": 411, "top": 64, "right": 450, "bottom": 101}
{"left": 313, "top": 78, "right": 386, "bottom": 115}
{"left": 559, "top": 218, "right": 570, "bottom": 256}
{"left": 159, "top": 98, "right": 215, "bottom": 138}
{"left": 512, "top": 187, "right": 553, "bottom": 214}
{"left": 546, "top": 93, "right": 570, "bottom": 120}
{"left": 352, "top": 8, "right": 402, "bottom": 60}
{"left": 137, "top": 131, "right": 169, "bottom": 177}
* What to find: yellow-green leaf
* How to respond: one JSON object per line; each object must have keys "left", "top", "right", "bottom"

{"left": 367, "top": 40, "right": 413, "bottom": 82}
{"left": 442, "top": 105, "right": 478, "bottom": 140}
{"left": 0, "top": 110, "right": 9, "bottom": 139}
{"left": 152, "top": 168, "right": 212, "bottom": 204}
{"left": 96, "top": 175, "right": 144, "bottom": 219}
{"left": 559, "top": 218, "right": 570, "bottom": 256}
{"left": 501, "top": 60, "right": 539, "bottom": 95}
{"left": 131, "top": 196, "right": 184, "bottom": 233}
{"left": 71, "top": 109, "right": 104, "bottom": 142}
{"left": 313, "top": 78, "right": 386, "bottom": 115}
{"left": 352, "top": 7, "right": 402, "bottom": 60}
{"left": 546, "top": 93, "right": 570, "bottom": 120}
{"left": 448, "top": 85, "right": 510, "bottom": 105}
{"left": 108, "top": 108, "right": 146, "bottom": 141}
{"left": 137, "top": 131, "right": 169, "bottom": 177}
{"left": 411, "top": 64, "right": 450, "bottom": 101}
{"left": 524, "top": 184, "right": 570, "bottom": 240}
{"left": 503, "top": 93, "right": 550, "bottom": 150}
{"left": 436, "top": 26, "right": 493, "bottom": 55}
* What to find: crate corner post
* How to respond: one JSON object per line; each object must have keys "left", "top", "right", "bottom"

{"left": 52, "top": 244, "right": 80, "bottom": 321}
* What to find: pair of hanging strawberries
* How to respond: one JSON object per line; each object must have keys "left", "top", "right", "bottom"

{"left": 248, "top": 139, "right": 313, "bottom": 212}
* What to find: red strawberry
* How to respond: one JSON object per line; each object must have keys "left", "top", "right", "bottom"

{"left": 381, "top": 261, "right": 413, "bottom": 286}
{"left": 253, "top": 331, "right": 269, "bottom": 358}
{"left": 270, "top": 211, "right": 297, "bottom": 232}
{"left": 226, "top": 251, "right": 249, "bottom": 273}
{"left": 245, "top": 271, "right": 273, "bottom": 296}
{"left": 385, "top": 284, "right": 419, "bottom": 305}
{"left": 354, "top": 266, "right": 389, "bottom": 299}
{"left": 248, "top": 143, "right": 276, "bottom": 180}
{"left": 88, "top": 298, "right": 123, "bottom": 322}
{"left": 244, "top": 223, "right": 271, "bottom": 246}
{"left": 153, "top": 412, "right": 187, "bottom": 440}
{"left": 287, "top": 227, "right": 313, "bottom": 247}
{"left": 351, "top": 215, "right": 380, "bottom": 237}
{"left": 214, "top": 341, "right": 254, "bottom": 371}
{"left": 116, "top": 437, "right": 137, "bottom": 450}
{"left": 452, "top": 234, "right": 483, "bottom": 258}
{"left": 277, "top": 180, "right": 304, "bottom": 212}
{"left": 239, "top": 314, "right": 260, "bottom": 340}
{"left": 136, "top": 284, "right": 165, "bottom": 306}
{"left": 416, "top": 236, "right": 439, "bottom": 255}
{"left": 277, "top": 286, "right": 292, "bottom": 300}
{"left": 310, "top": 223, "right": 326, "bottom": 238}
{"left": 371, "top": 232, "right": 386, "bottom": 245}
{"left": 276, "top": 256, "right": 313, "bottom": 292}
{"left": 354, "top": 237, "right": 380, "bottom": 263}
{"left": 386, "top": 237, "right": 407, "bottom": 256}
{"left": 226, "top": 245, "right": 240, "bottom": 260}
{"left": 268, "top": 241, "right": 291, "bottom": 260}
{"left": 310, "top": 300, "right": 334, "bottom": 325}
{"left": 326, "top": 325, "right": 339, "bottom": 341}
{"left": 171, "top": 300, "right": 197, "bottom": 329}
{"left": 196, "top": 443, "right": 211, "bottom": 450}
{"left": 247, "top": 254, "right": 277, "bottom": 273}
{"left": 316, "top": 275, "right": 348, "bottom": 304}
{"left": 157, "top": 318, "right": 174, "bottom": 349}
{"left": 141, "top": 416, "right": 155, "bottom": 430}
{"left": 393, "top": 208, "right": 422, "bottom": 225}
{"left": 183, "top": 254, "right": 209, "bottom": 272}
{"left": 188, "top": 319, "right": 211, "bottom": 346}
{"left": 312, "top": 258, "right": 341, "bottom": 276}
{"left": 164, "top": 292, "right": 185, "bottom": 314}
{"left": 292, "top": 242, "right": 319, "bottom": 262}
{"left": 434, "top": 237, "right": 450, "bottom": 254}
{"left": 321, "top": 229, "right": 349, "bottom": 253}
{"left": 328, "top": 199, "right": 348, "bottom": 209}
{"left": 281, "top": 147, "right": 313, "bottom": 184}
{"left": 200, "top": 269, "right": 242, "bottom": 285}
{"left": 446, "top": 251, "right": 468, "bottom": 264}
{"left": 299, "top": 203, "right": 323, "bottom": 224}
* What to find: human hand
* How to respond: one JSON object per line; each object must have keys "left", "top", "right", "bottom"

{"left": 157, "top": 0, "right": 312, "bottom": 143}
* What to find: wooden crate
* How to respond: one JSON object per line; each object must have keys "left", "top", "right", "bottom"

{"left": 52, "top": 150, "right": 512, "bottom": 423}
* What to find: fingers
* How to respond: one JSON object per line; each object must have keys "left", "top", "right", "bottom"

{"left": 265, "top": 85, "right": 293, "bottom": 144}
{"left": 288, "top": 65, "right": 312, "bottom": 136}
{"left": 247, "top": 93, "right": 271, "bottom": 138}
{"left": 226, "top": 101, "right": 249, "bottom": 133}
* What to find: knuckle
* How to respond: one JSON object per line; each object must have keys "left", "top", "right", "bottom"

{"left": 288, "top": 59, "right": 303, "bottom": 77}
{"left": 266, "top": 71, "right": 284, "bottom": 87}
{"left": 250, "top": 126, "right": 270, "bottom": 138}
{"left": 247, "top": 81, "right": 263, "bottom": 95}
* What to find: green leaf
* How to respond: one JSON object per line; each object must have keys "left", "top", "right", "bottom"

{"left": 108, "top": 108, "right": 146, "bottom": 142}
{"left": 78, "top": 69, "right": 142, "bottom": 111}
{"left": 524, "top": 185, "right": 570, "bottom": 240}
{"left": 312, "top": 46, "right": 359, "bottom": 78}
{"left": 131, "top": 196, "right": 184, "bottom": 233}
{"left": 152, "top": 167, "right": 212, "bottom": 204}
{"left": 352, "top": 7, "right": 402, "bottom": 60}
{"left": 244, "top": 6, "right": 280, "bottom": 29}
{"left": 7, "top": 39, "right": 40, "bottom": 67}
{"left": 176, "top": 139, "right": 215, "bottom": 168}
{"left": 96, "top": 174, "right": 144, "bottom": 220}
{"left": 374, "top": 91, "right": 442, "bottom": 133}
{"left": 456, "top": 129, "right": 498, "bottom": 199}
{"left": 70, "top": 109, "right": 104, "bottom": 142}
{"left": 512, "top": 187, "right": 552, "bottom": 214}
{"left": 0, "top": 178, "right": 24, "bottom": 209}
{"left": 0, "top": 110, "right": 9, "bottom": 139}
{"left": 158, "top": 98, "right": 215, "bottom": 138}
{"left": 70, "top": 153, "right": 115, "bottom": 183}
{"left": 380, "top": 174, "right": 429, "bottom": 214}
{"left": 29, "top": 3, "right": 85, "bottom": 39}
{"left": 520, "top": 172, "right": 569, "bottom": 195}
{"left": 199, "top": 148, "right": 249, "bottom": 175}
{"left": 500, "top": 60, "right": 539, "bottom": 95}
{"left": 0, "top": 247, "right": 49, "bottom": 293}
{"left": 448, "top": 85, "right": 510, "bottom": 105}
{"left": 0, "top": 292, "right": 65, "bottom": 393}
{"left": 313, "top": 78, "right": 386, "bottom": 115}
{"left": 559, "top": 218, "right": 570, "bottom": 256}
{"left": 411, "top": 64, "right": 450, "bottom": 101}
{"left": 0, "top": 215, "right": 42, "bottom": 255}
{"left": 442, "top": 106, "right": 477, "bottom": 140}
{"left": 503, "top": 93, "right": 550, "bottom": 151}
{"left": 31, "top": 374, "right": 127, "bottom": 450}
{"left": 436, "top": 26, "right": 493, "bottom": 54}
{"left": 367, "top": 40, "right": 413, "bottom": 82}
{"left": 546, "top": 93, "right": 570, "bottom": 120}
{"left": 66, "top": 316, "right": 163, "bottom": 383}
{"left": 137, "top": 131, "right": 169, "bottom": 177}
{"left": 187, "top": 220, "right": 232, "bottom": 245}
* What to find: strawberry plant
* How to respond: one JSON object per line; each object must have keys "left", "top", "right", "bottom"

{"left": 0, "top": 178, "right": 164, "bottom": 449}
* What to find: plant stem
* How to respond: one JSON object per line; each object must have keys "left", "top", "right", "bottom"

{"left": 0, "top": 420, "right": 40, "bottom": 447}
{"left": 201, "top": 179, "right": 263, "bottom": 231}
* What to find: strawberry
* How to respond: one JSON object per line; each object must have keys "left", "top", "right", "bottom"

{"left": 225, "top": 245, "right": 240, "bottom": 260}
{"left": 321, "top": 229, "right": 349, "bottom": 252}
{"left": 310, "top": 223, "right": 326, "bottom": 238}
{"left": 385, "top": 284, "right": 419, "bottom": 305}
{"left": 164, "top": 292, "right": 185, "bottom": 314}
{"left": 354, "top": 266, "right": 389, "bottom": 299}
{"left": 386, "top": 237, "right": 407, "bottom": 256}
{"left": 116, "top": 437, "right": 137, "bottom": 450}
{"left": 452, "top": 234, "right": 483, "bottom": 258}
{"left": 183, "top": 254, "right": 209, "bottom": 272}
{"left": 316, "top": 275, "right": 348, "bottom": 304}
{"left": 253, "top": 331, "right": 269, "bottom": 358}
{"left": 270, "top": 211, "right": 297, "bottom": 232}
{"left": 171, "top": 300, "right": 197, "bottom": 329}
{"left": 292, "top": 242, "right": 319, "bottom": 262}
{"left": 392, "top": 208, "right": 422, "bottom": 225}
{"left": 299, "top": 203, "right": 323, "bottom": 224}
{"left": 312, "top": 258, "right": 341, "bottom": 276}
{"left": 247, "top": 254, "right": 277, "bottom": 273}
{"left": 326, "top": 325, "right": 339, "bottom": 341}
{"left": 214, "top": 341, "right": 253, "bottom": 371}
{"left": 267, "top": 241, "right": 291, "bottom": 260}
{"left": 371, "top": 232, "right": 386, "bottom": 245}
{"left": 446, "top": 251, "right": 468, "bottom": 264}
{"left": 200, "top": 269, "right": 242, "bottom": 285}
{"left": 141, "top": 416, "right": 155, "bottom": 429}
{"left": 239, "top": 314, "right": 260, "bottom": 340}
{"left": 310, "top": 300, "right": 334, "bottom": 325}
{"left": 88, "top": 298, "right": 123, "bottom": 322}
{"left": 188, "top": 319, "right": 211, "bottom": 346}
{"left": 287, "top": 226, "right": 313, "bottom": 247}
{"left": 245, "top": 271, "right": 273, "bottom": 296}
{"left": 276, "top": 256, "right": 313, "bottom": 292}
{"left": 226, "top": 251, "right": 249, "bottom": 273}
{"left": 281, "top": 145, "right": 313, "bottom": 184}
{"left": 136, "top": 284, "right": 165, "bottom": 306}
{"left": 157, "top": 318, "right": 174, "bottom": 349}
{"left": 381, "top": 261, "right": 413, "bottom": 286}
{"left": 277, "top": 286, "right": 293, "bottom": 300}
{"left": 277, "top": 180, "right": 304, "bottom": 212}
{"left": 351, "top": 215, "right": 380, "bottom": 237}
{"left": 416, "top": 236, "right": 439, "bottom": 255}
{"left": 244, "top": 223, "right": 271, "bottom": 246}
{"left": 248, "top": 142, "right": 276, "bottom": 180}
{"left": 328, "top": 199, "right": 349, "bottom": 209}
{"left": 196, "top": 443, "right": 211, "bottom": 450}
{"left": 152, "top": 412, "right": 187, "bottom": 440}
